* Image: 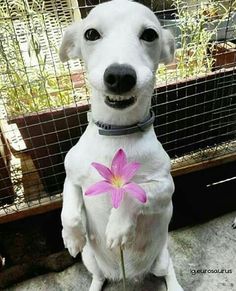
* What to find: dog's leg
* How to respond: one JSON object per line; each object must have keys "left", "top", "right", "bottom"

{"left": 164, "top": 257, "right": 184, "bottom": 291}
{"left": 152, "top": 248, "right": 183, "bottom": 291}
{"left": 140, "top": 176, "right": 175, "bottom": 216}
{"left": 106, "top": 195, "right": 138, "bottom": 249}
{"left": 106, "top": 176, "right": 174, "bottom": 249}
{"left": 160, "top": 257, "right": 184, "bottom": 291}
{"left": 61, "top": 177, "right": 86, "bottom": 257}
{"left": 82, "top": 244, "right": 105, "bottom": 291}
{"left": 151, "top": 244, "right": 170, "bottom": 277}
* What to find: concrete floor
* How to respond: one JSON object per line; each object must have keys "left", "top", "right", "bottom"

{"left": 7, "top": 211, "right": 236, "bottom": 291}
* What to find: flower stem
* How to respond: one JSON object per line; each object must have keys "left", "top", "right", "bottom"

{"left": 120, "top": 246, "right": 126, "bottom": 291}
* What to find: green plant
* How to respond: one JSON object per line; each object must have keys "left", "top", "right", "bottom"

{"left": 202, "top": 0, "right": 236, "bottom": 19}
{"left": 175, "top": 0, "right": 216, "bottom": 78}
{"left": 157, "top": 0, "right": 216, "bottom": 83}
{"left": 156, "top": 0, "right": 235, "bottom": 84}
{"left": 0, "top": 0, "right": 85, "bottom": 117}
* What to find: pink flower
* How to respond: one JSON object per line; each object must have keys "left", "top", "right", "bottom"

{"left": 85, "top": 149, "right": 147, "bottom": 208}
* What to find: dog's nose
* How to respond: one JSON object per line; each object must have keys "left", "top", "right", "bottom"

{"left": 104, "top": 64, "right": 137, "bottom": 94}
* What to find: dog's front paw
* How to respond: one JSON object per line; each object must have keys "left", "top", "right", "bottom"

{"left": 62, "top": 228, "right": 86, "bottom": 257}
{"left": 105, "top": 219, "right": 135, "bottom": 249}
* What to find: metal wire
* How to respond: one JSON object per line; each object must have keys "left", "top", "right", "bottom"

{"left": 0, "top": 0, "right": 235, "bottom": 218}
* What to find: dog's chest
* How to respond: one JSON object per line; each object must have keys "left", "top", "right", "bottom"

{"left": 65, "top": 124, "right": 169, "bottom": 190}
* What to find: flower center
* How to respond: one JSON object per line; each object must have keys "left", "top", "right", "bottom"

{"left": 111, "top": 176, "right": 124, "bottom": 188}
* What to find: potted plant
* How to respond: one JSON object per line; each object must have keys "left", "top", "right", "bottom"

{"left": 154, "top": 0, "right": 236, "bottom": 157}
{"left": 158, "top": 0, "right": 236, "bottom": 49}
{"left": 0, "top": 1, "right": 89, "bottom": 198}
{"left": 0, "top": 124, "right": 15, "bottom": 206}
{"left": 203, "top": 0, "right": 236, "bottom": 41}
{"left": 212, "top": 41, "right": 236, "bottom": 70}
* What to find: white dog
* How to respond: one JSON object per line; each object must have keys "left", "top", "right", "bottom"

{"left": 59, "top": 0, "right": 183, "bottom": 290}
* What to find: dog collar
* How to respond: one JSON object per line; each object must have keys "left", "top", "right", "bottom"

{"left": 94, "top": 109, "right": 155, "bottom": 136}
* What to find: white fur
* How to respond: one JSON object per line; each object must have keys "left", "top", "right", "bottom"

{"left": 60, "top": 0, "right": 183, "bottom": 290}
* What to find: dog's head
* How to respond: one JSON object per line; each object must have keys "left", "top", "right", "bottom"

{"left": 60, "top": 0, "right": 175, "bottom": 122}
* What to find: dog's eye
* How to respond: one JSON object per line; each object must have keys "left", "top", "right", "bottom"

{"left": 140, "top": 28, "right": 159, "bottom": 42}
{"left": 84, "top": 29, "right": 101, "bottom": 41}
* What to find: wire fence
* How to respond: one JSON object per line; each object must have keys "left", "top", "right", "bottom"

{"left": 0, "top": 0, "right": 235, "bottom": 220}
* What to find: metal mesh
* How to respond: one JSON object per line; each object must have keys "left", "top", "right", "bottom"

{"left": 0, "top": 0, "right": 235, "bottom": 219}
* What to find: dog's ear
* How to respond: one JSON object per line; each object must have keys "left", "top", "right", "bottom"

{"left": 59, "top": 22, "right": 83, "bottom": 62}
{"left": 159, "top": 29, "right": 175, "bottom": 65}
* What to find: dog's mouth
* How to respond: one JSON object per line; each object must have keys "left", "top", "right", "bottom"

{"left": 105, "top": 95, "right": 137, "bottom": 109}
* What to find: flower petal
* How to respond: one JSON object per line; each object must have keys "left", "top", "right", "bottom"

{"left": 122, "top": 162, "right": 141, "bottom": 182}
{"left": 111, "top": 149, "right": 127, "bottom": 176}
{"left": 111, "top": 188, "right": 125, "bottom": 209}
{"left": 123, "top": 182, "right": 147, "bottom": 204}
{"left": 85, "top": 181, "right": 113, "bottom": 196}
{"left": 91, "top": 162, "right": 113, "bottom": 181}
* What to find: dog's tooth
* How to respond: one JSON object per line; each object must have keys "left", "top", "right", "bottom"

{"left": 107, "top": 95, "right": 135, "bottom": 102}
